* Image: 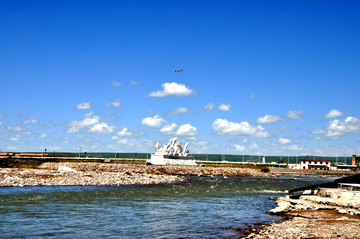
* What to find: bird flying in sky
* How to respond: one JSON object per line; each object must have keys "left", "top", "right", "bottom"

{"left": 175, "top": 70, "right": 183, "bottom": 73}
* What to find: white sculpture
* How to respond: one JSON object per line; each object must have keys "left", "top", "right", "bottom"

{"left": 147, "top": 137, "right": 195, "bottom": 165}
{"left": 154, "top": 137, "right": 189, "bottom": 157}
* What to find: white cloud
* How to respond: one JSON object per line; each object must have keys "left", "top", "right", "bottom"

{"left": 312, "top": 128, "right": 325, "bottom": 134}
{"left": 65, "top": 126, "right": 81, "bottom": 134}
{"left": 256, "top": 115, "right": 285, "bottom": 124}
{"left": 160, "top": 123, "right": 198, "bottom": 136}
{"left": 128, "top": 81, "right": 139, "bottom": 85}
{"left": 249, "top": 93, "right": 257, "bottom": 99}
{"left": 286, "top": 110, "right": 305, "bottom": 119}
{"left": 88, "top": 122, "right": 114, "bottom": 133}
{"left": 325, "top": 117, "right": 360, "bottom": 137}
{"left": 288, "top": 144, "right": 306, "bottom": 151}
{"left": 141, "top": 115, "right": 166, "bottom": 128}
{"left": 242, "top": 138, "right": 248, "bottom": 143}
{"left": 22, "top": 117, "right": 38, "bottom": 124}
{"left": 6, "top": 145, "right": 18, "bottom": 150}
{"left": 117, "top": 127, "right": 132, "bottom": 137}
{"left": 106, "top": 99, "right": 121, "bottom": 107}
{"left": 325, "top": 109, "right": 344, "bottom": 118}
{"left": 249, "top": 142, "right": 259, "bottom": 150}
{"left": 69, "top": 115, "right": 100, "bottom": 128}
{"left": 234, "top": 144, "right": 246, "bottom": 152}
{"left": 147, "top": 82, "right": 197, "bottom": 97}
{"left": 218, "top": 103, "right": 231, "bottom": 112}
{"left": 76, "top": 102, "right": 91, "bottom": 110}
{"left": 110, "top": 81, "right": 122, "bottom": 87}
{"left": 165, "top": 107, "right": 190, "bottom": 115}
{"left": 177, "top": 124, "right": 198, "bottom": 136}
{"left": 204, "top": 103, "right": 215, "bottom": 111}
{"left": 211, "top": 119, "right": 271, "bottom": 138}
{"left": 314, "top": 144, "right": 353, "bottom": 156}
{"left": 7, "top": 126, "right": 31, "bottom": 134}
{"left": 118, "top": 139, "right": 129, "bottom": 144}
{"left": 159, "top": 123, "right": 178, "bottom": 134}
{"left": 83, "top": 111, "right": 94, "bottom": 118}
{"left": 271, "top": 126, "right": 288, "bottom": 133}
{"left": 278, "top": 138, "right": 291, "bottom": 144}
{"left": 65, "top": 114, "right": 104, "bottom": 133}
{"left": 39, "top": 133, "right": 48, "bottom": 138}
{"left": 9, "top": 137, "right": 19, "bottom": 141}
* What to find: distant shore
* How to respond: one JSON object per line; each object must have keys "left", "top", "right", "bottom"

{"left": 0, "top": 161, "right": 357, "bottom": 187}
{"left": 0, "top": 161, "right": 271, "bottom": 187}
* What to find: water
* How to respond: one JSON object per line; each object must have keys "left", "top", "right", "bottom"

{"left": 0, "top": 176, "right": 329, "bottom": 238}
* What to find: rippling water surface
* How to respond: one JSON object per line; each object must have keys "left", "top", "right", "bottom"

{"left": 0, "top": 176, "right": 329, "bottom": 238}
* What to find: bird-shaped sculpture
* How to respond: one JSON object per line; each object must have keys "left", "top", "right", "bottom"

{"left": 175, "top": 70, "right": 183, "bottom": 73}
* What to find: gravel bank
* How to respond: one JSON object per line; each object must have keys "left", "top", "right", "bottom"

{"left": 0, "top": 162, "right": 269, "bottom": 187}
{"left": 243, "top": 210, "right": 360, "bottom": 239}
{"left": 242, "top": 187, "right": 360, "bottom": 238}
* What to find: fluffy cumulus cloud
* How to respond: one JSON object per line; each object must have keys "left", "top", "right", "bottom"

{"left": 234, "top": 144, "right": 246, "bottom": 152}
{"left": 147, "top": 82, "right": 197, "bottom": 97}
{"left": 204, "top": 103, "right": 215, "bottom": 111}
{"left": 311, "top": 117, "right": 360, "bottom": 138}
{"left": 159, "top": 123, "right": 178, "bottom": 134}
{"left": 88, "top": 122, "right": 114, "bottom": 133}
{"left": 64, "top": 114, "right": 115, "bottom": 134}
{"left": 278, "top": 138, "right": 291, "bottom": 144}
{"left": 76, "top": 102, "right": 91, "bottom": 110}
{"left": 286, "top": 110, "right": 305, "bottom": 119}
{"left": 165, "top": 107, "right": 190, "bottom": 116}
{"left": 177, "top": 124, "right": 198, "bottom": 136}
{"left": 218, "top": 103, "right": 231, "bottom": 112}
{"left": 160, "top": 123, "right": 198, "bottom": 136}
{"left": 325, "top": 109, "right": 344, "bottom": 118}
{"left": 256, "top": 115, "right": 285, "bottom": 124}
{"left": 211, "top": 119, "right": 271, "bottom": 138}
{"left": 106, "top": 99, "right": 121, "bottom": 107}
{"left": 141, "top": 115, "right": 166, "bottom": 128}
{"left": 117, "top": 127, "right": 132, "bottom": 137}
{"left": 325, "top": 117, "right": 360, "bottom": 137}
{"left": 69, "top": 115, "right": 100, "bottom": 128}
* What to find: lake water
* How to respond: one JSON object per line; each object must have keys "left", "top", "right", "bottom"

{"left": 0, "top": 176, "right": 329, "bottom": 238}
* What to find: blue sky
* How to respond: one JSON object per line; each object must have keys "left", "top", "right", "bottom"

{"left": 1, "top": 0, "right": 359, "bottom": 156}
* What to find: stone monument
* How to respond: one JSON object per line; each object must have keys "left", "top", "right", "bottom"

{"left": 146, "top": 137, "right": 197, "bottom": 165}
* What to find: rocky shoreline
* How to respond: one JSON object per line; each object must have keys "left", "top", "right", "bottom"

{"left": 242, "top": 187, "right": 360, "bottom": 238}
{"left": 0, "top": 162, "right": 269, "bottom": 187}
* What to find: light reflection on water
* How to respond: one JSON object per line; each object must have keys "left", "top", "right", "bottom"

{"left": 0, "top": 176, "right": 330, "bottom": 238}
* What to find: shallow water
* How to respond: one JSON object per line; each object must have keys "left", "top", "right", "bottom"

{"left": 0, "top": 176, "right": 329, "bottom": 238}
